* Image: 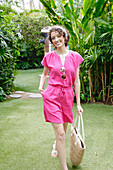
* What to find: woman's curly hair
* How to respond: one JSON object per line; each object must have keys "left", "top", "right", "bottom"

{"left": 49, "top": 25, "right": 70, "bottom": 47}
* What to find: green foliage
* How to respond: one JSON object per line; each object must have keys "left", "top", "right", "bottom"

{"left": 40, "top": 0, "right": 113, "bottom": 104}
{"left": 0, "top": 3, "right": 18, "bottom": 14}
{"left": 16, "top": 11, "right": 50, "bottom": 69}
{"left": 0, "top": 8, "right": 20, "bottom": 101}
{"left": 0, "top": 3, "right": 50, "bottom": 101}
{"left": 0, "top": 87, "right": 7, "bottom": 102}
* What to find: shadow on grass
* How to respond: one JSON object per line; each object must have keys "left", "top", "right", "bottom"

{"left": 68, "top": 164, "right": 83, "bottom": 170}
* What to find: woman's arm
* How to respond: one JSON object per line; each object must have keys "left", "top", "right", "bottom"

{"left": 39, "top": 66, "right": 49, "bottom": 94}
{"left": 74, "top": 67, "right": 83, "bottom": 115}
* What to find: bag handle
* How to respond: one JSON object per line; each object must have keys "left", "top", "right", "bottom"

{"left": 74, "top": 114, "right": 85, "bottom": 142}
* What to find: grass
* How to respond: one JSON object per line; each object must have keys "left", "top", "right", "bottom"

{"left": 0, "top": 69, "right": 113, "bottom": 170}
{"left": 14, "top": 69, "right": 44, "bottom": 93}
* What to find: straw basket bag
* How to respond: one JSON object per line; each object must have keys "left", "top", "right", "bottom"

{"left": 70, "top": 114, "right": 86, "bottom": 166}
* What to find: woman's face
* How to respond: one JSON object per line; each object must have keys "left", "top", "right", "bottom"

{"left": 51, "top": 31, "right": 65, "bottom": 48}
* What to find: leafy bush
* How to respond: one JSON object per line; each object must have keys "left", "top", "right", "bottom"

{"left": 16, "top": 11, "right": 50, "bottom": 69}
{"left": 0, "top": 9, "right": 20, "bottom": 101}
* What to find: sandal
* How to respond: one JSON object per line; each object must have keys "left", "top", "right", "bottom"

{"left": 51, "top": 141, "right": 58, "bottom": 157}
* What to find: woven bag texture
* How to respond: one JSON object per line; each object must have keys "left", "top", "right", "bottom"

{"left": 70, "top": 125, "right": 86, "bottom": 166}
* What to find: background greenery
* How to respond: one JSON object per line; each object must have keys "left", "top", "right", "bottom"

{"left": 16, "top": 10, "right": 50, "bottom": 69}
{"left": 0, "top": 6, "right": 20, "bottom": 101}
{"left": 0, "top": 0, "right": 113, "bottom": 104}
{"left": 0, "top": 2, "right": 50, "bottom": 101}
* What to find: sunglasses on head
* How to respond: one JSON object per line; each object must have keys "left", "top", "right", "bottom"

{"left": 60, "top": 67, "right": 66, "bottom": 80}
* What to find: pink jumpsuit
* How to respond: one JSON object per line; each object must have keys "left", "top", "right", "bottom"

{"left": 41, "top": 50, "right": 84, "bottom": 124}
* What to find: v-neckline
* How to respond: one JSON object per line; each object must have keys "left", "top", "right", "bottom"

{"left": 54, "top": 50, "right": 70, "bottom": 67}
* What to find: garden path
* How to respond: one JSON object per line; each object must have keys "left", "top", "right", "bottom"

{"left": 8, "top": 91, "right": 42, "bottom": 99}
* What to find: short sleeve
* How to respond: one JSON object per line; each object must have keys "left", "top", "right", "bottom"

{"left": 41, "top": 53, "right": 49, "bottom": 68}
{"left": 73, "top": 52, "right": 84, "bottom": 68}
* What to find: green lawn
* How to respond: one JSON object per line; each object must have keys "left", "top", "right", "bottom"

{"left": 0, "top": 69, "right": 113, "bottom": 170}
{"left": 14, "top": 69, "right": 46, "bottom": 93}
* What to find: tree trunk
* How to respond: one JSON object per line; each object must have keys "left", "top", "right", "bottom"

{"left": 94, "top": 67, "right": 96, "bottom": 96}
{"left": 101, "top": 72, "right": 105, "bottom": 102}
{"left": 96, "top": 60, "right": 99, "bottom": 96}
{"left": 107, "top": 85, "right": 110, "bottom": 103}
{"left": 104, "top": 59, "right": 106, "bottom": 100}
{"left": 88, "top": 68, "right": 93, "bottom": 102}
{"left": 107, "top": 60, "right": 112, "bottom": 103}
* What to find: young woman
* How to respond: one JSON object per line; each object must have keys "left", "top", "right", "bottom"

{"left": 39, "top": 25, "right": 84, "bottom": 170}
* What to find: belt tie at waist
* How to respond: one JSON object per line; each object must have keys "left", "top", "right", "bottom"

{"left": 49, "top": 85, "right": 72, "bottom": 95}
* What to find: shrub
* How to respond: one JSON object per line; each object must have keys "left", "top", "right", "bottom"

{"left": 16, "top": 11, "right": 50, "bottom": 69}
{"left": 0, "top": 9, "right": 20, "bottom": 101}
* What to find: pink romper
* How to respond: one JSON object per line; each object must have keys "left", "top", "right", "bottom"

{"left": 41, "top": 50, "right": 84, "bottom": 124}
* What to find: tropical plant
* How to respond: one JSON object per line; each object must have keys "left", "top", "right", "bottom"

{"left": 39, "top": 0, "right": 113, "bottom": 104}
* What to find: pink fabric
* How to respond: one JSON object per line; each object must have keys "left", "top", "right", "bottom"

{"left": 41, "top": 50, "right": 84, "bottom": 124}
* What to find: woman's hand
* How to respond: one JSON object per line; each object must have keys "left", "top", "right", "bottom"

{"left": 39, "top": 87, "right": 44, "bottom": 94}
{"left": 77, "top": 105, "right": 83, "bottom": 116}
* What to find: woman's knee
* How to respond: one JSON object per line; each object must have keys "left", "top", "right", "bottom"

{"left": 56, "top": 128, "right": 65, "bottom": 141}
{"left": 52, "top": 123, "right": 65, "bottom": 141}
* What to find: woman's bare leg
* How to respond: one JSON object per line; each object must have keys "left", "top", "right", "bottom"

{"left": 52, "top": 123, "right": 68, "bottom": 170}
{"left": 63, "top": 122, "right": 68, "bottom": 133}
{"left": 52, "top": 122, "right": 68, "bottom": 153}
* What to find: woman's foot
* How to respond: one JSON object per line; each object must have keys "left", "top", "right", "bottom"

{"left": 51, "top": 141, "right": 58, "bottom": 157}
